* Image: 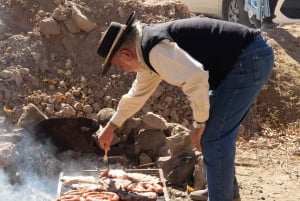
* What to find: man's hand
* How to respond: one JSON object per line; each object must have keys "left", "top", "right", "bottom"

{"left": 97, "top": 122, "right": 116, "bottom": 151}
{"left": 190, "top": 126, "right": 206, "bottom": 151}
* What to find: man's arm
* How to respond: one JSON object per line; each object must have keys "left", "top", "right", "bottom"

{"left": 98, "top": 70, "right": 161, "bottom": 151}
{"left": 110, "top": 70, "right": 162, "bottom": 127}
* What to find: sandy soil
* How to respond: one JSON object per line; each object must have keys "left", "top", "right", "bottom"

{"left": 234, "top": 25, "right": 300, "bottom": 201}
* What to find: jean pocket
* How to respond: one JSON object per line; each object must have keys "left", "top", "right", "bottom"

{"left": 252, "top": 52, "right": 274, "bottom": 85}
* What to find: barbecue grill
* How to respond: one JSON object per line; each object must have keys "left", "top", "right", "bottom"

{"left": 56, "top": 168, "right": 170, "bottom": 201}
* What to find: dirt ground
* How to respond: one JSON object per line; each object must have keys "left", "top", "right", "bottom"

{"left": 0, "top": 0, "right": 299, "bottom": 200}
{"left": 233, "top": 25, "right": 300, "bottom": 201}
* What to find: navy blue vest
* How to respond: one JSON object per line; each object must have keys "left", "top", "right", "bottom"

{"left": 141, "top": 18, "right": 260, "bottom": 89}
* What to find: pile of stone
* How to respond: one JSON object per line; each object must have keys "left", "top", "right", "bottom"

{"left": 0, "top": 0, "right": 193, "bottom": 128}
{"left": 0, "top": 102, "right": 206, "bottom": 190}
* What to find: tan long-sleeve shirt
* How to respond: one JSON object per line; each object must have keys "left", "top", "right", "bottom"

{"left": 110, "top": 39, "right": 210, "bottom": 127}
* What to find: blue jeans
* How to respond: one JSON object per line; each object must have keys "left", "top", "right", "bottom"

{"left": 202, "top": 35, "right": 274, "bottom": 201}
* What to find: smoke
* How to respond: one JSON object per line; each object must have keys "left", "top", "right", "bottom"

{"left": 0, "top": 127, "right": 100, "bottom": 201}
{"left": 0, "top": 169, "right": 55, "bottom": 201}
{"left": 0, "top": 128, "right": 59, "bottom": 201}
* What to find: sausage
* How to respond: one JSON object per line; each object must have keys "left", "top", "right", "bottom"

{"left": 56, "top": 194, "right": 81, "bottom": 201}
{"left": 82, "top": 191, "right": 119, "bottom": 201}
{"left": 56, "top": 189, "right": 84, "bottom": 201}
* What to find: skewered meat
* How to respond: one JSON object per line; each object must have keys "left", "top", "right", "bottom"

{"left": 61, "top": 176, "right": 96, "bottom": 186}
{"left": 100, "top": 169, "right": 128, "bottom": 179}
{"left": 99, "top": 169, "right": 164, "bottom": 195}
{"left": 71, "top": 183, "right": 108, "bottom": 192}
{"left": 99, "top": 177, "right": 133, "bottom": 191}
{"left": 127, "top": 172, "right": 161, "bottom": 184}
{"left": 126, "top": 182, "right": 163, "bottom": 195}
{"left": 117, "top": 190, "right": 157, "bottom": 201}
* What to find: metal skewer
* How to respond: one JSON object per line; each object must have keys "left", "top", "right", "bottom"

{"left": 103, "top": 149, "right": 109, "bottom": 169}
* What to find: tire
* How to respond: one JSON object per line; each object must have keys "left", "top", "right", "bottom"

{"left": 223, "top": 0, "right": 253, "bottom": 27}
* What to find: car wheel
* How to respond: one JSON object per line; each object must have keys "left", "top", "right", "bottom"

{"left": 223, "top": 0, "right": 253, "bottom": 27}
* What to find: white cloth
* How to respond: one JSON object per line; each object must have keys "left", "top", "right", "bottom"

{"left": 110, "top": 39, "right": 210, "bottom": 127}
{"left": 244, "top": 0, "right": 271, "bottom": 19}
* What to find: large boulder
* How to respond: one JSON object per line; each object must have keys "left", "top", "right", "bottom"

{"left": 160, "top": 151, "right": 196, "bottom": 185}
{"left": 97, "top": 108, "right": 115, "bottom": 126}
{"left": 39, "top": 17, "right": 61, "bottom": 37}
{"left": 166, "top": 123, "right": 192, "bottom": 155}
{"left": 141, "top": 112, "right": 168, "bottom": 130}
{"left": 134, "top": 129, "right": 166, "bottom": 162}
{"left": 117, "top": 117, "right": 141, "bottom": 144}
{"left": 17, "top": 103, "right": 48, "bottom": 133}
{"left": 33, "top": 117, "right": 99, "bottom": 152}
{"left": 71, "top": 3, "right": 97, "bottom": 32}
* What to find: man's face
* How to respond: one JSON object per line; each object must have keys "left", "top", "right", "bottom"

{"left": 110, "top": 48, "right": 139, "bottom": 72}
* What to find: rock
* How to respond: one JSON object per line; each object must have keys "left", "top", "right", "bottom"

{"left": 4, "top": 89, "right": 10, "bottom": 101}
{"left": 92, "top": 102, "right": 102, "bottom": 112}
{"left": 192, "top": 155, "right": 206, "bottom": 190}
{"left": 31, "top": 52, "right": 41, "bottom": 64}
{"left": 44, "top": 103, "right": 55, "bottom": 115}
{"left": 158, "top": 144, "right": 169, "bottom": 157}
{"left": 72, "top": 88, "right": 82, "bottom": 98}
{"left": 135, "top": 129, "right": 166, "bottom": 162}
{"left": 33, "top": 117, "right": 100, "bottom": 152}
{"left": 0, "top": 69, "right": 13, "bottom": 79}
{"left": 71, "top": 4, "right": 97, "bottom": 32}
{"left": 85, "top": 113, "right": 98, "bottom": 121}
{"left": 0, "top": 19, "right": 6, "bottom": 40}
{"left": 52, "top": 6, "right": 70, "bottom": 22}
{"left": 53, "top": 0, "right": 65, "bottom": 6}
{"left": 97, "top": 108, "right": 115, "bottom": 126}
{"left": 62, "top": 34, "right": 80, "bottom": 52}
{"left": 117, "top": 117, "right": 140, "bottom": 143}
{"left": 0, "top": 142, "right": 17, "bottom": 168}
{"left": 65, "top": 92, "right": 76, "bottom": 104}
{"left": 157, "top": 156, "right": 171, "bottom": 167}
{"left": 59, "top": 104, "right": 76, "bottom": 117}
{"left": 141, "top": 112, "right": 168, "bottom": 130}
{"left": 73, "top": 102, "right": 83, "bottom": 111}
{"left": 161, "top": 151, "right": 196, "bottom": 185}
{"left": 166, "top": 123, "right": 192, "bottom": 155}
{"left": 138, "top": 152, "right": 153, "bottom": 166}
{"left": 39, "top": 17, "right": 61, "bottom": 37}
{"left": 83, "top": 104, "right": 93, "bottom": 113}
{"left": 17, "top": 103, "right": 48, "bottom": 133}
{"left": 64, "top": 18, "right": 81, "bottom": 33}
{"left": 18, "top": 68, "right": 29, "bottom": 75}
